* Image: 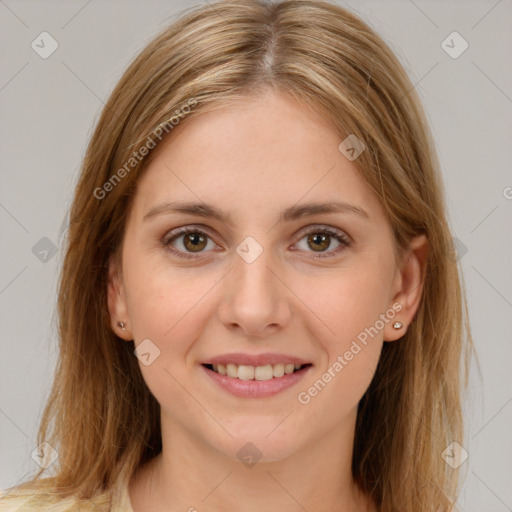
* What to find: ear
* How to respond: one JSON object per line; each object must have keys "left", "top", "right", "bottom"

{"left": 107, "top": 254, "right": 133, "bottom": 341}
{"left": 384, "top": 234, "right": 429, "bottom": 342}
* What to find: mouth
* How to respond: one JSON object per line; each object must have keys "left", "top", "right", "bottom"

{"left": 202, "top": 362, "right": 313, "bottom": 381}
{"left": 201, "top": 361, "right": 313, "bottom": 399}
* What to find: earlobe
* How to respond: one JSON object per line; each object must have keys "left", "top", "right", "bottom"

{"left": 384, "top": 234, "right": 429, "bottom": 342}
{"left": 107, "top": 257, "right": 132, "bottom": 340}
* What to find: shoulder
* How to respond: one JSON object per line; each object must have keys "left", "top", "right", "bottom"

{"left": 0, "top": 486, "right": 112, "bottom": 512}
{"left": 0, "top": 489, "right": 24, "bottom": 512}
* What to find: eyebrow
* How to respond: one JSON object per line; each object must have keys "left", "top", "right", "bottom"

{"left": 143, "top": 200, "right": 370, "bottom": 225}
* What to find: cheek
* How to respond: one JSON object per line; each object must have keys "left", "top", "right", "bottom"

{"left": 294, "top": 283, "right": 385, "bottom": 418}
{"left": 293, "top": 262, "right": 393, "bottom": 346}
{"left": 122, "top": 265, "right": 218, "bottom": 409}
{"left": 291, "top": 263, "right": 392, "bottom": 403}
{"left": 123, "top": 256, "right": 220, "bottom": 358}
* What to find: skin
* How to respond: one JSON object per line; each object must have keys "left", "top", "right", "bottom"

{"left": 108, "top": 88, "right": 428, "bottom": 512}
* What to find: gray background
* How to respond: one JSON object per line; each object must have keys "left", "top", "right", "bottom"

{"left": 1, "top": 1, "right": 511, "bottom": 510}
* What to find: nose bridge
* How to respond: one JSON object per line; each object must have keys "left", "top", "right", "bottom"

{"left": 219, "top": 235, "right": 290, "bottom": 334}
{"left": 232, "top": 237, "right": 277, "bottom": 302}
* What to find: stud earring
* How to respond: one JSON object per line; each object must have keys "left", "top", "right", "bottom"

{"left": 393, "top": 321, "right": 403, "bottom": 330}
{"left": 117, "top": 321, "right": 126, "bottom": 331}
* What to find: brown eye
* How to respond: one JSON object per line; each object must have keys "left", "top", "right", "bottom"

{"left": 294, "top": 226, "right": 351, "bottom": 258}
{"left": 162, "top": 227, "right": 216, "bottom": 258}
{"left": 307, "top": 233, "right": 331, "bottom": 252}
{"left": 183, "top": 232, "right": 208, "bottom": 252}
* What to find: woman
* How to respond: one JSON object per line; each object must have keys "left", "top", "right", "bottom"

{"left": 0, "top": 0, "right": 476, "bottom": 510}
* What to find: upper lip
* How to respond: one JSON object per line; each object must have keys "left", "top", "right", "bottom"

{"left": 202, "top": 353, "right": 312, "bottom": 367}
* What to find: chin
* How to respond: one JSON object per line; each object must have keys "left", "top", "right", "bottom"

{"left": 211, "top": 425, "right": 306, "bottom": 465}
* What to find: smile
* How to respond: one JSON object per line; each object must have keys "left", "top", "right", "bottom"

{"left": 203, "top": 362, "right": 310, "bottom": 381}
{"left": 201, "top": 363, "right": 313, "bottom": 399}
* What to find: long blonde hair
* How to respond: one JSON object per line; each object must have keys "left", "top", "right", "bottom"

{"left": 1, "top": 1, "right": 476, "bottom": 510}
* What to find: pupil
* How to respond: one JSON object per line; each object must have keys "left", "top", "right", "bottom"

{"left": 185, "top": 233, "right": 206, "bottom": 251}
{"left": 309, "top": 233, "right": 329, "bottom": 251}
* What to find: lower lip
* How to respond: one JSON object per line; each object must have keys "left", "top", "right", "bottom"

{"left": 201, "top": 364, "right": 312, "bottom": 399}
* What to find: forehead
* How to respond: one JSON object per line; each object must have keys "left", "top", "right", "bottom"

{"left": 132, "top": 91, "right": 383, "bottom": 225}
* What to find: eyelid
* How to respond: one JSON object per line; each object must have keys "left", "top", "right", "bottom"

{"left": 163, "top": 223, "right": 351, "bottom": 242}
{"left": 163, "top": 224, "right": 219, "bottom": 242}
{"left": 290, "top": 225, "right": 352, "bottom": 259}
{"left": 162, "top": 223, "right": 352, "bottom": 259}
{"left": 162, "top": 225, "right": 219, "bottom": 247}
{"left": 294, "top": 223, "right": 352, "bottom": 242}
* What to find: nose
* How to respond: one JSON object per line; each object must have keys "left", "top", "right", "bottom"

{"left": 217, "top": 244, "right": 292, "bottom": 338}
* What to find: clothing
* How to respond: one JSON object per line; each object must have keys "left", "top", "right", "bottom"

{"left": 111, "top": 475, "right": 134, "bottom": 512}
{"left": 0, "top": 473, "right": 134, "bottom": 512}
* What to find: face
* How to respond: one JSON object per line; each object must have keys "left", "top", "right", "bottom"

{"left": 108, "top": 89, "right": 426, "bottom": 463}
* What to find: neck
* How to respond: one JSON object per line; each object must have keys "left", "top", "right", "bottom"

{"left": 129, "top": 408, "right": 376, "bottom": 512}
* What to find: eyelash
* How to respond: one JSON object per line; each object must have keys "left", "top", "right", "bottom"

{"left": 162, "top": 225, "right": 352, "bottom": 260}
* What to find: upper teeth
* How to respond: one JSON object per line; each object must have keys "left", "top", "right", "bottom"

{"left": 212, "top": 363, "right": 303, "bottom": 380}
